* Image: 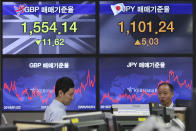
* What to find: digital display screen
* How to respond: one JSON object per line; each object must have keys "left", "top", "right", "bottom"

{"left": 3, "top": 58, "right": 96, "bottom": 111}
{"left": 100, "top": 57, "right": 192, "bottom": 110}
{"left": 100, "top": 1, "right": 192, "bottom": 54}
{"left": 2, "top": 1, "right": 96, "bottom": 54}
{"left": 1, "top": 1, "right": 194, "bottom": 112}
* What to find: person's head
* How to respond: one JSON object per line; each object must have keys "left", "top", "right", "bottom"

{"left": 157, "top": 82, "right": 174, "bottom": 107}
{"left": 55, "top": 77, "right": 74, "bottom": 106}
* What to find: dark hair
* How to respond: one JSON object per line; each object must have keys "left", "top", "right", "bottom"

{"left": 158, "top": 82, "right": 174, "bottom": 92}
{"left": 55, "top": 77, "right": 74, "bottom": 97}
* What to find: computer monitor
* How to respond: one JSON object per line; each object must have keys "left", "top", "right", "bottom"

{"left": 62, "top": 112, "right": 112, "bottom": 131}
{"left": 3, "top": 57, "right": 96, "bottom": 111}
{"left": 51, "top": 124, "right": 69, "bottom": 131}
{"left": 14, "top": 121, "right": 54, "bottom": 131}
{"left": 20, "top": 127, "right": 53, "bottom": 131}
{"left": 99, "top": 1, "right": 192, "bottom": 54}
{"left": 175, "top": 99, "right": 192, "bottom": 107}
{"left": 100, "top": 57, "right": 192, "bottom": 110}
{"left": 2, "top": 1, "right": 96, "bottom": 54}
{"left": 14, "top": 121, "right": 70, "bottom": 131}
{"left": 189, "top": 89, "right": 196, "bottom": 131}
{"left": 0, "top": 126, "right": 17, "bottom": 131}
{"left": 0, "top": 90, "right": 2, "bottom": 125}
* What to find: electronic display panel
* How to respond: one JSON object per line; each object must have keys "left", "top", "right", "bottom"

{"left": 3, "top": 57, "right": 96, "bottom": 111}
{"left": 2, "top": 1, "right": 96, "bottom": 54}
{"left": 100, "top": 1, "right": 192, "bottom": 54}
{"left": 99, "top": 57, "right": 192, "bottom": 110}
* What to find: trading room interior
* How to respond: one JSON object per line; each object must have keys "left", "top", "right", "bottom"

{"left": 0, "top": 0, "right": 196, "bottom": 131}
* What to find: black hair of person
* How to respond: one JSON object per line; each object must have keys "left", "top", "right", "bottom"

{"left": 158, "top": 82, "right": 174, "bottom": 92}
{"left": 55, "top": 77, "right": 74, "bottom": 97}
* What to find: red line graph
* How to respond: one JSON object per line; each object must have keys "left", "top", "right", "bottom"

{"left": 100, "top": 70, "right": 192, "bottom": 104}
{"left": 158, "top": 70, "right": 192, "bottom": 89}
{"left": 3, "top": 70, "right": 95, "bottom": 104}
{"left": 74, "top": 70, "right": 95, "bottom": 95}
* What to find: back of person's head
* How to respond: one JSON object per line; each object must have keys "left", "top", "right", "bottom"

{"left": 55, "top": 77, "right": 74, "bottom": 97}
{"left": 158, "top": 82, "right": 174, "bottom": 92}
